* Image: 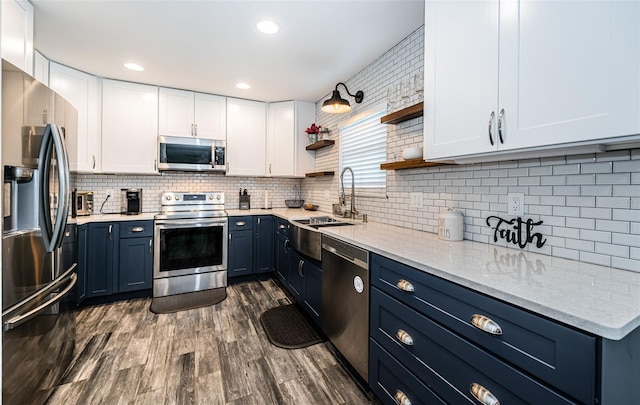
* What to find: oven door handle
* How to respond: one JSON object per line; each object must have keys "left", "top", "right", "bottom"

{"left": 155, "top": 219, "right": 228, "bottom": 228}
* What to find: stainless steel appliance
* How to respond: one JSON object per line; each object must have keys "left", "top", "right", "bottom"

{"left": 2, "top": 60, "right": 78, "bottom": 404}
{"left": 121, "top": 188, "right": 142, "bottom": 215}
{"left": 153, "top": 191, "right": 228, "bottom": 297}
{"left": 75, "top": 191, "right": 93, "bottom": 216}
{"left": 321, "top": 235, "right": 370, "bottom": 383}
{"left": 158, "top": 135, "right": 226, "bottom": 172}
{"left": 290, "top": 216, "right": 353, "bottom": 260}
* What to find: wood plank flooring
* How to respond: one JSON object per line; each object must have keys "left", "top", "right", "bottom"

{"left": 45, "top": 279, "right": 373, "bottom": 405}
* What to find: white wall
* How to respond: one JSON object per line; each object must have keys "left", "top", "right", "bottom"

{"left": 303, "top": 26, "right": 640, "bottom": 272}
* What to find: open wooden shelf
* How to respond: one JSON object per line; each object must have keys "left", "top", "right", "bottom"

{"left": 305, "top": 139, "right": 335, "bottom": 150}
{"left": 380, "top": 158, "right": 453, "bottom": 170}
{"left": 380, "top": 102, "right": 424, "bottom": 124}
{"left": 305, "top": 171, "right": 335, "bottom": 178}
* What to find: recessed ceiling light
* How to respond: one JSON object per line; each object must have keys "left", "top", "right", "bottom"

{"left": 124, "top": 63, "right": 144, "bottom": 71}
{"left": 236, "top": 82, "right": 251, "bottom": 90}
{"left": 256, "top": 20, "right": 279, "bottom": 34}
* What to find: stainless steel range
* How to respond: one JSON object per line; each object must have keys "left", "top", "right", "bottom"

{"left": 153, "top": 192, "right": 228, "bottom": 297}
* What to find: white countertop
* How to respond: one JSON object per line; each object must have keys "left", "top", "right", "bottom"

{"left": 320, "top": 221, "right": 640, "bottom": 341}
{"left": 72, "top": 209, "right": 640, "bottom": 340}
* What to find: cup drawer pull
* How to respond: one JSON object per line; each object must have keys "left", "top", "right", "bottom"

{"left": 470, "top": 383, "right": 500, "bottom": 405}
{"left": 131, "top": 227, "right": 145, "bottom": 232}
{"left": 395, "top": 329, "right": 414, "bottom": 346}
{"left": 236, "top": 221, "right": 246, "bottom": 227}
{"left": 396, "top": 279, "right": 415, "bottom": 292}
{"left": 394, "top": 390, "right": 412, "bottom": 405}
{"left": 279, "top": 224, "right": 286, "bottom": 229}
{"left": 471, "top": 314, "right": 503, "bottom": 335}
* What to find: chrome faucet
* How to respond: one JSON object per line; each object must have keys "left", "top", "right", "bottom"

{"left": 340, "top": 167, "right": 358, "bottom": 219}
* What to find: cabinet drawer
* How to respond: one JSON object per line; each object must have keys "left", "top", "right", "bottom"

{"left": 274, "top": 217, "right": 290, "bottom": 236}
{"left": 119, "top": 220, "right": 153, "bottom": 238}
{"left": 229, "top": 216, "right": 253, "bottom": 231}
{"left": 370, "top": 339, "right": 445, "bottom": 405}
{"left": 371, "top": 288, "right": 577, "bottom": 405}
{"left": 371, "top": 254, "right": 595, "bottom": 404}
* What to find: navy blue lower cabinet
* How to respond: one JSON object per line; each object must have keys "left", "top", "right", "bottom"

{"left": 287, "top": 249, "right": 304, "bottom": 302}
{"left": 274, "top": 232, "right": 290, "bottom": 285}
{"left": 228, "top": 229, "right": 253, "bottom": 278}
{"left": 254, "top": 215, "right": 273, "bottom": 274}
{"left": 76, "top": 224, "right": 88, "bottom": 304}
{"left": 370, "top": 287, "right": 575, "bottom": 404}
{"left": 118, "top": 236, "right": 153, "bottom": 292}
{"left": 370, "top": 339, "right": 445, "bottom": 405}
{"left": 86, "top": 222, "right": 117, "bottom": 297}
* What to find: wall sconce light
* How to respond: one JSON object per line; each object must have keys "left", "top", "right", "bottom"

{"left": 321, "top": 82, "right": 364, "bottom": 114}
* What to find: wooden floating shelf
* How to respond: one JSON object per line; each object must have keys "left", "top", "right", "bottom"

{"left": 380, "top": 158, "right": 453, "bottom": 170}
{"left": 305, "top": 171, "right": 335, "bottom": 178}
{"left": 380, "top": 102, "right": 424, "bottom": 124}
{"left": 305, "top": 139, "right": 335, "bottom": 150}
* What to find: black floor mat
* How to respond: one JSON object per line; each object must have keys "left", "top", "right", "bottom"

{"left": 260, "top": 304, "right": 325, "bottom": 349}
{"left": 150, "top": 287, "right": 227, "bottom": 314}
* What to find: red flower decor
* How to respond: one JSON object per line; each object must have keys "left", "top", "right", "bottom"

{"left": 305, "top": 123, "right": 322, "bottom": 134}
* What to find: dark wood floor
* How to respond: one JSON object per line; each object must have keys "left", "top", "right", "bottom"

{"left": 45, "top": 279, "right": 372, "bottom": 405}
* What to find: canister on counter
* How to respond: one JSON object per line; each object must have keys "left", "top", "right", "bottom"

{"left": 438, "top": 208, "right": 464, "bottom": 241}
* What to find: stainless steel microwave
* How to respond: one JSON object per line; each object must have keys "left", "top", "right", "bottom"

{"left": 157, "top": 136, "right": 226, "bottom": 172}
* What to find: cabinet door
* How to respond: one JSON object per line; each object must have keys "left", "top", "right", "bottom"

{"left": 102, "top": 80, "right": 158, "bottom": 174}
{"left": 194, "top": 93, "right": 226, "bottom": 140}
{"left": 302, "top": 259, "right": 322, "bottom": 325}
{"left": 86, "top": 223, "right": 115, "bottom": 297}
{"left": 254, "top": 216, "right": 273, "bottom": 273}
{"left": 158, "top": 87, "right": 195, "bottom": 137}
{"left": 423, "top": 0, "right": 499, "bottom": 160}
{"left": 228, "top": 229, "right": 254, "bottom": 277}
{"left": 118, "top": 237, "right": 153, "bottom": 292}
{"left": 33, "top": 50, "right": 49, "bottom": 85}
{"left": 287, "top": 251, "right": 304, "bottom": 302}
{"left": 275, "top": 233, "right": 290, "bottom": 285}
{"left": 23, "top": 74, "right": 54, "bottom": 126}
{"left": 226, "top": 98, "right": 267, "bottom": 176}
{"left": 77, "top": 224, "right": 88, "bottom": 304}
{"left": 49, "top": 62, "right": 100, "bottom": 172}
{"left": 498, "top": 0, "right": 640, "bottom": 150}
{"left": 267, "top": 101, "right": 296, "bottom": 176}
{"left": 1, "top": 0, "right": 34, "bottom": 75}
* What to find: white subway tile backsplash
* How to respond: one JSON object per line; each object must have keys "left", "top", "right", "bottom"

{"left": 581, "top": 162, "right": 612, "bottom": 174}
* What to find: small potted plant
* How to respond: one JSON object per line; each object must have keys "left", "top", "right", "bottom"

{"left": 305, "top": 123, "right": 322, "bottom": 144}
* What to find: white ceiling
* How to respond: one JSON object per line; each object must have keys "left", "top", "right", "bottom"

{"left": 31, "top": 0, "right": 424, "bottom": 103}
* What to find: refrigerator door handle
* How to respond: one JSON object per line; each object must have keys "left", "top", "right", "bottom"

{"left": 3, "top": 269, "right": 77, "bottom": 332}
{"left": 38, "top": 124, "right": 71, "bottom": 252}
{"left": 2, "top": 264, "right": 77, "bottom": 317}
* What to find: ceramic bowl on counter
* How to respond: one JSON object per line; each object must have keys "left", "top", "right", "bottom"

{"left": 402, "top": 146, "right": 422, "bottom": 160}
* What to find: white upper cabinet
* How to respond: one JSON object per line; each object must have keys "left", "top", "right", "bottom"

{"left": 101, "top": 80, "right": 158, "bottom": 174}
{"left": 1, "top": 0, "right": 34, "bottom": 75}
{"left": 33, "top": 51, "right": 49, "bottom": 85}
{"left": 267, "top": 101, "right": 315, "bottom": 177}
{"left": 424, "top": 0, "right": 640, "bottom": 161}
{"left": 158, "top": 88, "right": 226, "bottom": 140}
{"left": 226, "top": 98, "right": 267, "bottom": 176}
{"left": 49, "top": 62, "right": 100, "bottom": 172}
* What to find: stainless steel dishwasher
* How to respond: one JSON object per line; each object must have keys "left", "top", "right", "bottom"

{"left": 321, "top": 235, "right": 369, "bottom": 383}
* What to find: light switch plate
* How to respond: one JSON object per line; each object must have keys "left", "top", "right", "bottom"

{"left": 410, "top": 192, "right": 423, "bottom": 208}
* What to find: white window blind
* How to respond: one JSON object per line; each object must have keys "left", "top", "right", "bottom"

{"left": 339, "top": 110, "right": 387, "bottom": 192}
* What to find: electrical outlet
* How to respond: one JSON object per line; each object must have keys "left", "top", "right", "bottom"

{"left": 105, "top": 189, "right": 114, "bottom": 198}
{"left": 508, "top": 193, "right": 525, "bottom": 216}
{"left": 410, "top": 192, "right": 423, "bottom": 208}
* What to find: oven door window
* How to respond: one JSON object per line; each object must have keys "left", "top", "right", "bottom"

{"left": 159, "top": 226, "right": 223, "bottom": 272}
{"left": 160, "top": 142, "right": 212, "bottom": 165}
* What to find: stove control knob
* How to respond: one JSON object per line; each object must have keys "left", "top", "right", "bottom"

{"left": 216, "top": 194, "right": 222, "bottom": 200}
{"left": 208, "top": 195, "right": 214, "bottom": 200}
{"left": 175, "top": 195, "right": 181, "bottom": 200}
{"left": 165, "top": 195, "right": 171, "bottom": 201}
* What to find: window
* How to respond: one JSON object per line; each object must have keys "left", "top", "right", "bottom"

{"left": 339, "top": 109, "right": 387, "bottom": 194}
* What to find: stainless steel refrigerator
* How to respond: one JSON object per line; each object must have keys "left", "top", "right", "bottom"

{"left": 2, "top": 60, "right": 78, "bottom": 404}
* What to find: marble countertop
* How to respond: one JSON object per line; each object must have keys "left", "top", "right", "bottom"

{"left": 72, "top": 209, "right": 640, "bottom": 340}
{"left": 321, "top": 221, "right": 640, "bottom": 341}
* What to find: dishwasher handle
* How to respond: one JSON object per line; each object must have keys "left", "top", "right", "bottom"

{"left": 322, "top": 243, "right": 368, "bottom": 270}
